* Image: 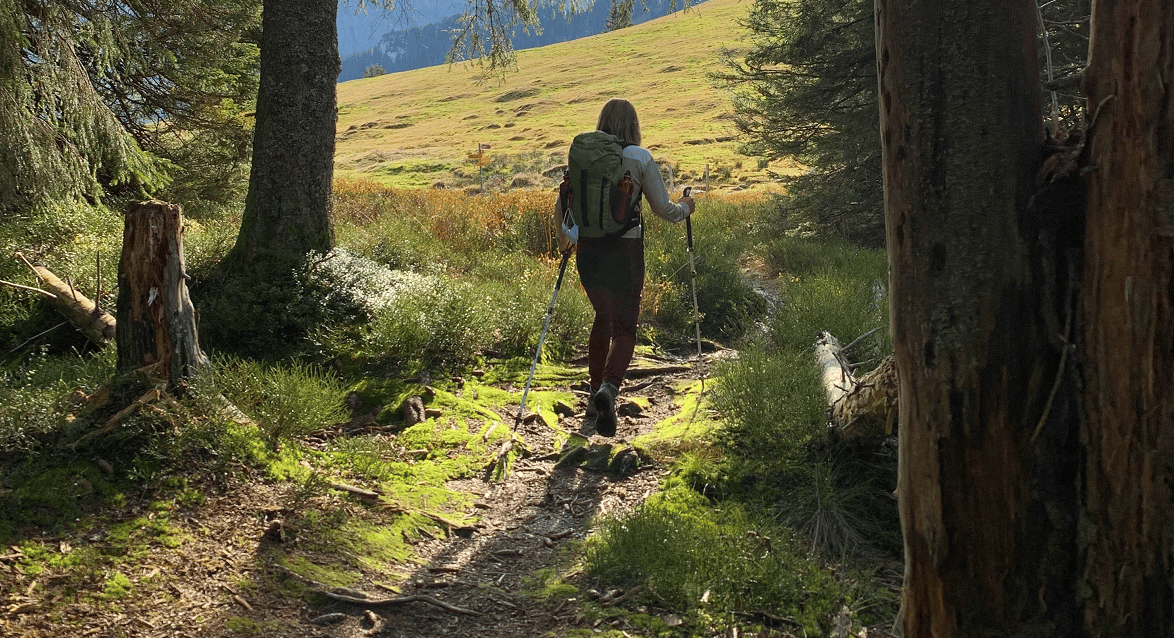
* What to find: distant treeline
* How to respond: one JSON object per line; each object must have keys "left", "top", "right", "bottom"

{"left": 340, "top": 0, "right": 679, "bottom": 81}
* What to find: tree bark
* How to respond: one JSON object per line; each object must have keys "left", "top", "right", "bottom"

{"left": 116, "top": 200, "right": 208, "bottom": 386}
{"left": 1079, "top": 1, "right": 1174, "bottom": 632}
{"left": 225, "top": 0, "right": 338, "bottom": 274}
{"left": 880, "top": 0, "right": 1174, "bottom": 635}
{"left": 876, "top": 0, "right": 1087, "bottom": 634}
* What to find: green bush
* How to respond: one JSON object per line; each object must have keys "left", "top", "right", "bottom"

{"left": 0, "top": 347, "right": 115, "bottom": 454}
{"left": 709, "top": 347, "right": 826, "bottom": 476}
{"left": 360, "top": 273, "right": 493, "bottom": 372}
{"left": 768, "top": 268, "right": 889, "bottom": 364}
{"left": 643, "top": 198, "right": 767, "bottom": 347}
{"left": 207, "top": 356, "right": 346, "bottom": 445}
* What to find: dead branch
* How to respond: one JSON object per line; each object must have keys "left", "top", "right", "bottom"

{"left": 12, "top": 253, "right": 116, "bottom": 346}
{"left": 331, "top": 483, "right": 381, "bottom": 501}
{"left": 624, "top": 364, "right": 691, "bottom": 378}
{"left": 815, "top": 331, "right": 899, "bottom": 438}
{"left": 70, "top": 387, "right": 163, "bottom": 449}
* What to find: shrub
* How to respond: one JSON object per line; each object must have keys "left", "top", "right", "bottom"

{"left": 708, "top": 347, "right": 826, "bottom": 475}
{"left": 642, "top": 197, "right": 767, "bottom": 347}
{"left": 207, "top": 356, "right": 346, "bottom": 445}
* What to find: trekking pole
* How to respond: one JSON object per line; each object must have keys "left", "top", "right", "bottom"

{"left": 684, "top": 187, "right": 703, "bottom": 371}
{"left": 515, "top": 247, "right": 573, "bottom": 427}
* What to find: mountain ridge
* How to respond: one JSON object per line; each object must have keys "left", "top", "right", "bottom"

{"left": 339, "top": 0, "right": 681, "bottom": 82}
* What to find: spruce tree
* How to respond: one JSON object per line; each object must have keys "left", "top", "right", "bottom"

{"left": 606, "top": 0, "right": 635, "bottom": 31}
{"left": 721, "top": 0, "right": 1089, "bottom": 247}
{"left": 0, "top": 0, "right": 261, "bottom": 215}
{"left": 720, "top": 0, "right": 883, "bottom": 245}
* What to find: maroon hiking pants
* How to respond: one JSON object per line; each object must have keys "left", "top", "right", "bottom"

{"left": 575, "top": 237, "right": 644, "bottom": 391}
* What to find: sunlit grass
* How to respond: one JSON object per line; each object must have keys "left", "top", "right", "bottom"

{"left": 334, "top": 0, "right": 804, "bottom": 192}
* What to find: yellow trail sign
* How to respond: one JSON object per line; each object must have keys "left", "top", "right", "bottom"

{"left": 467, "top": 152, "right": 483, "bottom": 160}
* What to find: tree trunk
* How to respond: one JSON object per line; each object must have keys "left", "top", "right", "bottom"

{"left": 116, "top": 200, "right": 208, "bottom": 386}
{"left": 880, "top": 0, "right": 1174, "bottom": 635}
{"left": 876, "top": 0, "right": 1088, "bottom": 634}
{"left": 1079, "top": 1, "right": 1174, "bottom": 632}
{"left": 226, "top": 0, "right": 338, "bottom": 274}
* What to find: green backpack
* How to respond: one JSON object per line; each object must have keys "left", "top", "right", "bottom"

{"left": 563, "top": 130, "right": 642, "bottom": 239}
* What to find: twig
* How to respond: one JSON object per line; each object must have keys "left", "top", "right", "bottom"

{"left": 624, "top": 364, "right": 690, "bottom": 379}
{"left": 0, "top": 279, "right": 54, "bottom": 297}
{"left": 94, "top": 252, "right": 101, "bottom": 315}
{"left": 7, "top": 322, "right": 67, "bottom": 354}
{"left": 602, "top": 584, "right": 644, "bottom": 607}
{"left": 64, "top": 273, "right": 78, "bottom": 304}
{"left": 331, "top": 482, "right": 381, "bottom": 500}
{"left": 841, "top": 326, "right": 882, "bottom": 354}
{"left": 318, "top": 590, "right": 481, "bottom": 615}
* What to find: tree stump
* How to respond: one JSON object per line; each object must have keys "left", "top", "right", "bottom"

{"left": 115, "top": 200, "right": 208, "bottom": 386}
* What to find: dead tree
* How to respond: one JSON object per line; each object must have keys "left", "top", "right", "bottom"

{"left": 115, "top": 200, "right": 207, "bottom": 387}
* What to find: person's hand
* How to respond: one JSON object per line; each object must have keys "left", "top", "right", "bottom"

{"left": 680, "top": 196, "right": 696, "bottom": 214}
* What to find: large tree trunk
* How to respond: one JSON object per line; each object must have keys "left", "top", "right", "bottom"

{"left": 116, "top": 200, "right": 208, "bottom": 386}
{"left": 226, "top": 0, "right": 338, "bottom": 273}
{"left": 876, "top": 0, "right": 1087, "bottom": 634}
{"left": 880, "top": 0, "right": 1174, "bottom": 635}
{"left": 1079, "top": 1, "right": 1174, "bottom": 632}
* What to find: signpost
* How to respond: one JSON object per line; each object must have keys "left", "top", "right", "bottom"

{"left": 470, "top": 143, "right": 492, "bottom": 192}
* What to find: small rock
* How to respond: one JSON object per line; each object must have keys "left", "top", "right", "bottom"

{"left": 263, "top": 519, "right": 286, "bottom": 543}
{"left": 617, "top": 401, "right": 643, "bottom": 417}
{"left": 553, "top": 399, "right": 576, "bottom": 418}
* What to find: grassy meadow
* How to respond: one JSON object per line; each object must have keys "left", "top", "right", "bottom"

{"left": 0, "top": 1, "right": 900, "bottom": 633}
{"left": 335, "top": 0, "right": 802, "bottom": 192}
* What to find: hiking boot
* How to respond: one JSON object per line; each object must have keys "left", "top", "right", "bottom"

{"left": 593, "top": 382, "right": 619, "bottom": 437}
{"left": 585, "top": 389, "right": 598, "bottom": 420}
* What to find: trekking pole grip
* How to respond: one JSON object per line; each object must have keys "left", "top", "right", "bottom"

{"left": 683, "top": 187, "right": 693, "bottom": 247}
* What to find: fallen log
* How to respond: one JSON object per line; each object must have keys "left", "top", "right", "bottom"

{"left": 2, "top": 253, "right": 117, "bottom": 346}
{"left": 815, "top": 331, "right": 898, "bottom": 438}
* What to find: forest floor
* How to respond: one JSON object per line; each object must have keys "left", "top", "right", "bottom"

{"left": 2, "top": 351, "right": 737, "bottom": 638}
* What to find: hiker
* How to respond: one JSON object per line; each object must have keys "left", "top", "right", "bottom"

{"left": 555, "top": 97, "right": 695, "bottom": 437}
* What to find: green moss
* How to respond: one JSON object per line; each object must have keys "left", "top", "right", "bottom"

{"left": 102, "top": 571, "right": 133, "bottom": 599}
{"left": 276, "top": 555, "right": 359, "bottom": 590}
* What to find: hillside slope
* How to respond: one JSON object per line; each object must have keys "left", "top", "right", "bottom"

{"left": 335, "top": 0, "right": 796, "bottom": 192}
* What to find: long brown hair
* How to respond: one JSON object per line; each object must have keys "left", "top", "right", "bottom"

{"left": 596, "top": 98, "right": 642, "bottom": 146}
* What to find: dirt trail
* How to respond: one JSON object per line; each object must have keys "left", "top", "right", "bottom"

{"left": 304, "top": 354, "right": 719, "bottom": 638}
{"left": 1, "top": 355, "right": 723, "bottom": 638}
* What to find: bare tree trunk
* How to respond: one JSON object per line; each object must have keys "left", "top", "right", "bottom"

{"left": 1079, "top": 1, "right": 1174, "bottom": 632}
{"left": 116, "top": 200, "right": 208, "bottom": 387}
{"left": 875, "top": 0, "right": 1085, "bottom": 634}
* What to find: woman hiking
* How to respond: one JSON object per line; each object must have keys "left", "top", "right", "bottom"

{"left": 555, "top": 98, "right": 696, "bottom": 437}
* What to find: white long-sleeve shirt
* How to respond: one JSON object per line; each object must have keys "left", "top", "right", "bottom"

{"left": 619, "top": 144, "right": 691, "bottom": 237}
